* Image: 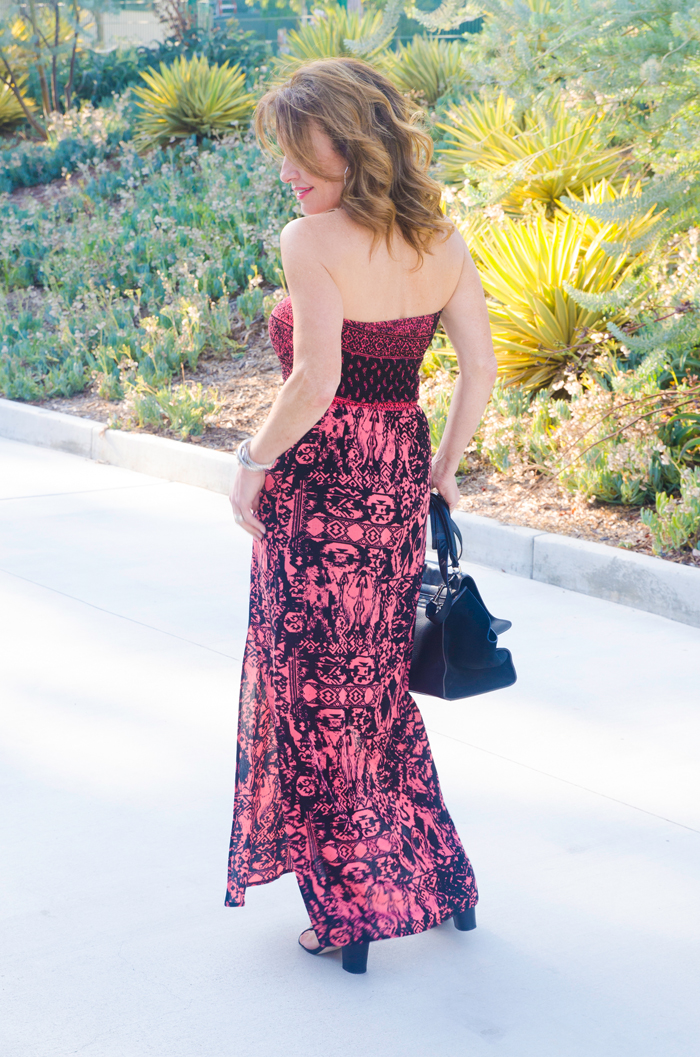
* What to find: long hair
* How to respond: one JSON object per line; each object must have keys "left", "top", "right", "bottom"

{"left": 255, "top": 57, "right": 452, "bottom": 260}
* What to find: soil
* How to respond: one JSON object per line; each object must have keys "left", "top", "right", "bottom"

{"left": 457, "top": 461, "right": 670, "bottom": 559}
{"left": 36, "top": 314, "right": 700, "bottom": 570}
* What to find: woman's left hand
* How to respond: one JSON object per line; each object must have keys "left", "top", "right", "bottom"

{"left": 229, "top": 466, "right": 267, "bottom": 541}
{"left": 430, "top": 463, "right": 461, "bottom": 511}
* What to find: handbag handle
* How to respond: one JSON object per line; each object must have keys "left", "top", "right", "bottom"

{"left": 430, "top": 492, "right": 463, "bottom": 578}
{"left": 426, "top": 493, "right": 463, "bottom": 625}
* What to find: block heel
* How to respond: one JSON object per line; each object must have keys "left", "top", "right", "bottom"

{"left": 453, "top": 907, "right": 477, "bottom": 932}
{"left": 341, "top": 941, "right": 369, "bottom": 974}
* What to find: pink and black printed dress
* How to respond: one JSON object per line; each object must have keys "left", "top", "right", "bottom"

{"left": 225, "top": 296, "right": 478, "bottom": 947}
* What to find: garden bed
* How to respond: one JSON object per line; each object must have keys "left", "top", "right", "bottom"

{"left": 35, "top": 319, "right": 699, "bottom": 569}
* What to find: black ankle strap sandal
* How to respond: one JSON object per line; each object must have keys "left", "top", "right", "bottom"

{"left": 298, "top": 930, "right": 370, "bottom": 974}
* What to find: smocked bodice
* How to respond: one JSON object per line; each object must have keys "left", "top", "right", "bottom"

{"left": 268, "top": 296, "right": 440, "bottom": 405}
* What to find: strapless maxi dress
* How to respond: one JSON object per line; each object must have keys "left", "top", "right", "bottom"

{"left": 225, "top": 296, "right": 478, "bottom": 947}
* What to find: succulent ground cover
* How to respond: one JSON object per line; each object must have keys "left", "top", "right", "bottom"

{"left": 0, "top": 133, "right": 295, "bottom": 432}
{"left": 39, "top": 304, "right": 282, "bottom": 447}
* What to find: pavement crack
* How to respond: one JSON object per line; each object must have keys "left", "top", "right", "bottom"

{"left": 0, "top": 482, "right": 170, "bottom": 502}
{"left": 0, "top": 566, "right": 241, "bottom": 662}
{"left": 427, "top": 727, "right": 700, "bottom": 835}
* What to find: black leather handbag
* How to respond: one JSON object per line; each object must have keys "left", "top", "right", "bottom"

{"left": 409, "top": 493, "right": 517, "bottom": 700}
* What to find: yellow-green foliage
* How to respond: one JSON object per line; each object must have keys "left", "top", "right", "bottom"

{"left": 7, "top": 8, "right": 87, "bottom": 60}
{"left": 438, "top": 93, "right": 624, "bottom": 213}
{"left": 381, "top": 36, "right": 467, "bottom": 105}
{"left": 133, "top": 54, "right": 255, "bottom": 151}
{"left": 273, "top": 4, "right": 391, "bottom": 76}
{"left": 3, "top": 8, "right": 92, "bottom": 120}
{"left": 462, "top": 181, "right": 660, "bottom": 390}
{"left": 0, "top": 76, "right": 31, "bottom": 131}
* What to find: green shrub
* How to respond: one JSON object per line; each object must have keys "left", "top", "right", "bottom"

{"left": 382, "top": 36, "right": 467, "bottom": 106}
{"left": 70, "top": 24, "right": 269, "bottom": 107}
{"left": 420, "top": 330, "right": 466, "bottom": 466}
{"left": 473, "top": 358, "right": 700, "bottom": 507}
{"left": 437, "top": 93, "right": 624, "bottom": 213}
{"left": 133, "top": 54, "right": 255, "bottom": 151}
{"left": 0, "top": 134, "right": 295, "bottom": 402}
{"left": 236, "top": 282, "right": 264, "bottom": 327}
{"left": 273, "top": 4, "right": 392, "bottom": 75}
{"left": 0, "top": 99, "right": 130, "bottom": 194}
{"left": 0, "top": 74, "right": 32, "bottom": 131}
{"left": 457, "top": 185, "right": 659, "bottom": 390}
{"left": 423, "top": 387, "right": 450, "bottom": 451}
{"left": 123, "top": 377, "right": 222, "bottom": 439}
{"left": 641, "top": 467, "right": 700, "bottom": 554}
{"left": 421, "top": 329, "right": 458, "bottom": 378}
{"left": 262, "top": 288, "right": 286, "bottom": 320}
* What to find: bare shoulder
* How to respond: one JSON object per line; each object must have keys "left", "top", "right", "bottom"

{"left": 431, "top": 225, "right": 469, "bottom": 267}
{"left": 419, "top": 225, "right": 470, "bottom": 310}
{"left": 441, "top": 221, "right": 488, "bottom": 322}
{"left": 280, "top": 216, "right": 313, "bottom": 252}
{"left": 279, "top": 216, "right": 345, "bottom": 315}
{"left": 280, "top": 211, "right": 344, "bottom": 251}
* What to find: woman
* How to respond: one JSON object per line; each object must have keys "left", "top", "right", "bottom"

{"left": 226, "top": 58, "right": 497, "bottom": 975}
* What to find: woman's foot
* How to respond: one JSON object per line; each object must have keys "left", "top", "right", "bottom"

{"left": 298, "top": 928, "right": 339, "bottom": 955}
{"left": 298, "top": 928, "right": 370, "bottom": 973}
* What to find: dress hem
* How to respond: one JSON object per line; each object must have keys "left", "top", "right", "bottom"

{"left": 226, "top": 866, "right": 477, "bottom": 945}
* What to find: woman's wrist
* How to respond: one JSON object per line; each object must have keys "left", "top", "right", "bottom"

{"left": 432, "top": 452, "right": 459, "bottom": 478}
{"left": 237, "top": 438, "right": 275, "bottom": 472}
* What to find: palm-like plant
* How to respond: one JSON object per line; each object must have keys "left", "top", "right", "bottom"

{"left": 133, "top": 54, "right": 255, "bottom": 151}
{"left": 462, "top": 182, "right": 660, "bottom": 390}
{"left": 273, "top": 4, "right": 392, "bottom": 77}
{"left": 438, "top": 93, "right": 624, "bottom": 214}
{"left": 381, "top": 36, "right": 467, "bottom": 106}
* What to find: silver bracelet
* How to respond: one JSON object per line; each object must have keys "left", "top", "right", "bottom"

{"left": 236, "top": 438, "right": 276, "bottom": 472}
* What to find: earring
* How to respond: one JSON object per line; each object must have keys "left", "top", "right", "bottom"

{"left": 343, "top": 166, "right": 349, "bottom": 188}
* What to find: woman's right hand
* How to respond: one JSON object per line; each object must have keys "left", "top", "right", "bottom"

{"left": 229, "top": 465, "right": 267, "bottom": 541}
{"left": 430, "top": 463, "right": 461, "bottom": 511}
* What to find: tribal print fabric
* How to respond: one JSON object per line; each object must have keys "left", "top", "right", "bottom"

{"left": 225, "top": 297, "right": 478, "bottom": 947}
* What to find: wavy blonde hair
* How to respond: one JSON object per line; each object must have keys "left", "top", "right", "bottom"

{"left": 255, "top": 57, "right": 452, "bottom": 260}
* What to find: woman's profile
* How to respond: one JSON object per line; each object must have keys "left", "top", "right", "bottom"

{"left": 226, "top": 57, "right": 497, "bottom": 974}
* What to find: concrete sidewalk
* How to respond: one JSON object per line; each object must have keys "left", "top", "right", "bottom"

{"left": 1, "top": 436, "right": 698, "bottom": 1057}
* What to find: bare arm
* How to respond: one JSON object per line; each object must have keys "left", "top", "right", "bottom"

{"left": 433, "top": 238, "right": 497, "bottom": 509}
{"left": 229, "top": 218, "right": 343, "bottom": 538}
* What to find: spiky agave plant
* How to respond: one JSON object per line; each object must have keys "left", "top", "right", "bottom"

{"left": 272, "top": 4, "right": 392, "bottom": 77}
{"left": 133, "top": 54, "right": 255, "bottom": 151}
{"left": 461, "top": 181, "right": 661, "bottom": 390}
{"left": 437, "top": 93, "right": 624, "bottom": 214}
{"left": 381, "top": 36, "right": 468, "bottom": 105}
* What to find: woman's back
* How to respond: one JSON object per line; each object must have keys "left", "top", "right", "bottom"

{"left": 287, "top": 209, "right": 466, "bottom": 323}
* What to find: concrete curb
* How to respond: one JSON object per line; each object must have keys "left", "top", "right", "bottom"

{"left": 451, "top": 511, "right": 700, "bottom": 630}
{"left": 0, "top": 397, "right": 237, "bottom": 494}
{"left": 2, "top": 397, "right": 699, "bottom": 629}
{"left": 531, "top": 533, "right": 700, "bottom": 629}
